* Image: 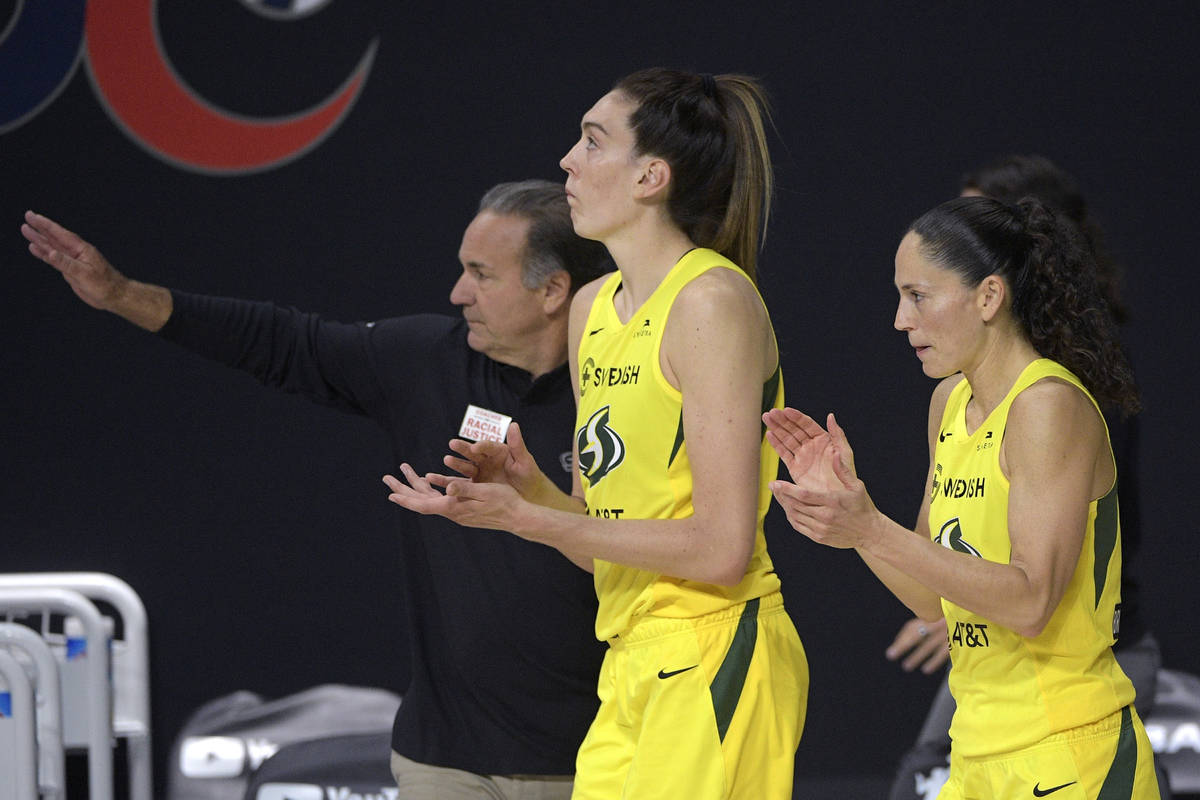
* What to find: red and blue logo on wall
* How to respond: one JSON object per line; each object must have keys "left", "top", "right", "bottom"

{"left": 1, "top": 0, "right": 376, "bottom": 174}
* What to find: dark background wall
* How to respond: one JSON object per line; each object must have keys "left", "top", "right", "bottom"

{"left": 3, "top": 1, "right": 1198, "bottom": 794}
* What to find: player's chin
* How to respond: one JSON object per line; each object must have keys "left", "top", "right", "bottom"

{"left": 921, "top": 361, "right": 955, "bottom": 380}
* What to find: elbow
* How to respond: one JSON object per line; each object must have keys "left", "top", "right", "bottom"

{"left": 1012, "top": 613, "right": 1052, "bottom": 639}
{"left": 703, "top": 537, "right": 754, "bottom": 587}
{"left": 1010, "top": 599, "right": 1056, "bottom": 639}
{"left": 708, "top": 562, "right": 749, "bottom": 587}
{"left": 915, "top": 606, "right": 944, "bottom": 625}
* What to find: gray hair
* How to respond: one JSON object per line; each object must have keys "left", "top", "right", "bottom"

{"left": 478, "top": 180, "right": 611, "bottom": 291}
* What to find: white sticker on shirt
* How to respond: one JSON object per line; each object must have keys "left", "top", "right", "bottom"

{"left": 459, "top": 404, "right": 512, "bottom": 443}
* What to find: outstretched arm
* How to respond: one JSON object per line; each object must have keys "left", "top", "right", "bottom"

{"left": 22, "top": 211, "right": 173, "bottom": 331}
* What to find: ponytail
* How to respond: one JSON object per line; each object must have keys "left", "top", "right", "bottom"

{"left": 1011, "top": 200, "right": 1140, "bottom": 414}
{"left": 614, "top": 68, "right": 774, "bottom": 282}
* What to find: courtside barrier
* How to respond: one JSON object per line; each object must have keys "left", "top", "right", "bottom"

{"left": 0, "top": 622, "right": 64, "bottom": 799}
{"left": 0, "top": 587, "right": 112, "bottom": 800}
{"left": 0, "top": 646, "right": 38, "bottom": 800}
{"left": 0, "top": 572, "right": 150, "bottom": 800}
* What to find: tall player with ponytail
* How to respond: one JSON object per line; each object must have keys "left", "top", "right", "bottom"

{"left": 765, "top": 196, "right": 1158, "bottom": 799}
{"left": 385, "top": 68, "right": 807, "bottom": 799}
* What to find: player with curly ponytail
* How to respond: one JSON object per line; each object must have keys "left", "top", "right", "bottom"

{"left": 764, "top": 195, "right": 1159, "bottom": 799}
{"left": 885, "top": 160, "right": 1168, "bottom": 799}
{"left": 910, "top": 195, "right": 1139, "bottom": 415}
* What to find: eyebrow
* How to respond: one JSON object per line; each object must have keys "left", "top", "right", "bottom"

{"left": 582, "top": 120, "right": 609, "bottom": 136}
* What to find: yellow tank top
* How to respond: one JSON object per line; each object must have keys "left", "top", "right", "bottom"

{"left": 576, "top": 248, "right": 783, "bottom": 641}
{"left": 933, "top": 358, "right": 1134, "bottom": 756}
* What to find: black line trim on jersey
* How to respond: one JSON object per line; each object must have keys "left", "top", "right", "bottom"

{"left": 1096, "top": 706, "right": 1136, "bottom": 799}
{"left": 760, "top": 364, "right": 782, "bottom": 439}
{"left": 667, "top": 363, "right": 780, "bottom": 469}
{"left": 668, "top": 410, "right": 685, "bottom": 468}
{"left": 1093, "top": 485, "right": 1119, "bottom": 609}
{"left": 709, "top": 598, "right": 759, "bottom": 742}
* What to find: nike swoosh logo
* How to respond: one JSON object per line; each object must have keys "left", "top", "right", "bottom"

{"left": 657, "top": 665, "right": 699, "bottom": 679}
{"left": 1033, "top": 781, "right": 1077, "bottom": 796}
{"left": 589, "top": 327, "right": 604, "bottom": 336}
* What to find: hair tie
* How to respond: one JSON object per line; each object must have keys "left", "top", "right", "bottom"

{"left": 700, "top": 73, "right": 717, "bottom": 98}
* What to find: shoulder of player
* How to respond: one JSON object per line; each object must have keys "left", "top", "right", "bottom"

{"left": 1008, "top": 376, "right": 1102, "bottom": 439}
{"left": 569, "top": 271, "right": 612, "bottom": 318}
{"left": 670, "top": 267, "right": 763, "bottom": 329}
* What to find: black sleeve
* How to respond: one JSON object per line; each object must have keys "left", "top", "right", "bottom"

{"left": 158, "top": 290, "right": 393, "bottom": 420}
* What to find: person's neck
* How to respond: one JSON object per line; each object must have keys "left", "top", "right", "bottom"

{"left": 501, "top": 322, "right": 570, "bottom": 381}
{"left": 603, "top": 221, "right": 696, "bottom": 320}
{"left": 961, "top": 330, "right": 1042, "bottom": 423}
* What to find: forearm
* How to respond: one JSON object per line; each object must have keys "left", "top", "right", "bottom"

{"left": 526, "top": 471, "right": 587, "bottom": 515}
{"left": 853, "top": 520, "right": 943, "bottom": 620}
{"left": 156, "top": 291, "right": 383, "bottom": 415}
{"left": 108, "top": 279, "right": 173, "bottom": 332}
{"left": 517, "top": 505, "right": 750, "bottom": 586}
{"left": 863, "top": 522, "right": 1049, "bottom": 636}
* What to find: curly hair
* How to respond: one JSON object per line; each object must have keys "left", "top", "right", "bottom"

{"left": 961, "top": 154, "right": 1128, "bottom": 324}
{"left": 909, "top": 196, "right": 1140, "bottom": 415}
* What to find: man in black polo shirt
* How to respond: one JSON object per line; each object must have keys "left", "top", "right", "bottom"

{"left": 21, "top": 180, "right": 612, "bottom": 799}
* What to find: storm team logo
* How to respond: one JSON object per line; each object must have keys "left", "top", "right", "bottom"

{"left": 576, "top": 405, "right": 624, "bottom": 485}
{"left": 934, "top": 518, "right": 982, "bottom": 557}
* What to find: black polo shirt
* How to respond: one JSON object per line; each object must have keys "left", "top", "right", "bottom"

{"left": 161, "top": 292, "right": 603, "bottom": 775}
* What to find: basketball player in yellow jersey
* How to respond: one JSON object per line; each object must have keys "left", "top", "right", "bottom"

{"left": 383, "top": 68, "right": 807, "bottom": 799}
{"left": 765, "top": 196, "right": 1158, "bottom": 799}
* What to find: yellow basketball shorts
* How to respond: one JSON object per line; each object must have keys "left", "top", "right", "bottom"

{"left": 938, "top": 705, "right": 1160, "bottom": 800}
{"left": 571, "top": 592, "right": 808, "bottom": 800}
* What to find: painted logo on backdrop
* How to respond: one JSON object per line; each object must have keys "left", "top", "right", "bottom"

{"left": 0, "top": 0, "right": 375, "bottom": 173}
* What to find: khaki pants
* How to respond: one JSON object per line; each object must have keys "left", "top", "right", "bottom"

{"left": 390, "top": 752, "right": 574, "bottom": 800}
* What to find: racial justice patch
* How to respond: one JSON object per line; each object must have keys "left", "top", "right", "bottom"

{"left": 458, "top": 404, "right": 512, "bottom": 443}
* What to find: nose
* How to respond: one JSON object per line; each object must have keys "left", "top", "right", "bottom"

{"left": 894, "top": 300, "right": 912, "bottom": 332}
{"left": 450, "top": 270, "right": 473, "bottom": 306}
{"left": 560, "top": 140, "right": 579, "bottom": 174}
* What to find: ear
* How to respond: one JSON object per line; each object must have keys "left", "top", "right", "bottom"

{"left": 541, "top": 269, "right": 572, "bottom": 316}
{"left": 633, "top": 156, "right": 671, "bottom": 201}
{"left": 977, "top": 274, "right": 1007, "bottom": 322}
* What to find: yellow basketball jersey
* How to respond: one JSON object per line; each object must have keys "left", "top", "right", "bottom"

{"left": 933, "top": 358, "right": 1135, "bottom": 757}
{"left": 576, "top": 248, "right": 783, "bottom": 641}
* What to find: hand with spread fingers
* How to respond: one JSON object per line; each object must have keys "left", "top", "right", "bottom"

{"left": 762, "top": 409, "right": 882, "bottom": 551}
{"left": 382, "top": 463, "right": 531, "bottom": 533}
{"left": 441, "top": 422, "right": 546, "bottom": 500}
{"left": 762, "top": 407, "right": 850, "bottom": 488}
